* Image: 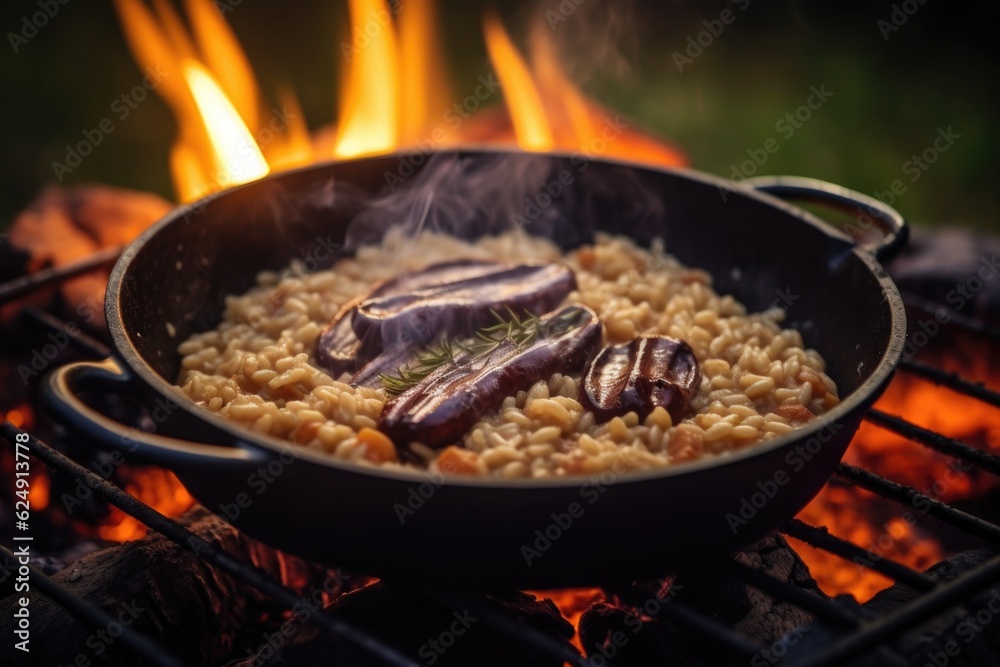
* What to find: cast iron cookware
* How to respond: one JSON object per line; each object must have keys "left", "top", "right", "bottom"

{"left": 45, "top": 150, "right": 907, "bottom": 588}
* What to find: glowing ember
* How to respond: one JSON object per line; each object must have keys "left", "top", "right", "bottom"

{"left": 96, "top": 467, "right": 194, "bottom": 542}
{"left": 531, "top": 588, "right": 606, "bottom": 651}
{"left": 792, "top": 352, "right": 1000, "bottom": 601}
{"left": 2, "top": 408, "right": 29, "bottom": 429}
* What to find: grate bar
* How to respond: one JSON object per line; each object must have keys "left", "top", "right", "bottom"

{"left": 22, "top": 307, "right": 111, "bottom": 359}
{"left": 866, "top": 409, "right": 1000, "bottom": 477}
{"left": 836, "top": 463, "right": 1000, "bottom": 544}
{"left": 411, "top": 587, "right": 594, "bottom": 667}
{"left": 781, "top": 519, "right": 937, "bottom": 591}
{"left": 789, "top": 552, "right": 1000, "bottom": 667}
{"left": 0, "top": 422, "right": 417, "bottom": 667}
{"left": 614, "top": 585, "right": 766, "bottom": 658}
{"left": 727, "top": 561, "right": 861, "bottom": 628}
{"left": 899, "top": 290, "right": 1000, "bottom": 338}
{"left": 0, "top": 546, "right": 185, "bottom": 667}
{"left": 0, "top": 246, "right": 122, "bottom": 305}
{"left": 898, "top": 357, "right": 1000, "bottom": 409}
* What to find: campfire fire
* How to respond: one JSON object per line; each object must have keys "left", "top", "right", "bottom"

{"left": 113, "top": 0, "right": 684, "bottom": 202}
{"left": 4, "top": 2, "right": 995, "bottom": 654}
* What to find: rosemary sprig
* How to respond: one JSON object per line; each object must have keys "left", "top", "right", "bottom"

{"left": 379, "top": 306, "right": 581, "bottom": 395}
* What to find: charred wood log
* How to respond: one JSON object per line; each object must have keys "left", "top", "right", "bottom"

{"left": 580, "top": 533, "right": 827, "bottom": 666}
{"left": 225, "top": 583, "right": 576, "bottom": 667}
{"left": 0, "top": 185, "right": 170, "bottom": 328}
{"left": 0, "top": 506, "right": 357, "bottom": 666}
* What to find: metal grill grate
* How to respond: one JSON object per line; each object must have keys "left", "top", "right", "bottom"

{"left": 2, "top": 262, "right": 999, "bottom": 666}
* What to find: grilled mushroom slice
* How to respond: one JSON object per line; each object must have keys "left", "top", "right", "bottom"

{"left": 580, "top": 335, "right": 700, "bottom": 423}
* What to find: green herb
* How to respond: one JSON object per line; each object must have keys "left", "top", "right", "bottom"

{"left": 380, "top": 306, "right": 583, "bottom": 395}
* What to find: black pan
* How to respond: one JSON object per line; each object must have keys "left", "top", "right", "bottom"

{"left": 44, "top": 150, "right": 907, "bottom": 588}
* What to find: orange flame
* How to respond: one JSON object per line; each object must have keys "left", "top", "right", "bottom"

{"left": 98, "top": 468, "right": 194, "bottom": 542}
{"left": 483, "top": 11, "right": 555, "bottom": 151}
{"left": 334, "top": 0, "right": 400, "bottom": 158}
{"left": 114, "top": 0, "right": 303, "bottom": 201}
{"left": 181, "top": 59, "right": 269, "bottom": 186}
{"left": 116, "top": 0, "right": 685, "bottom": 202}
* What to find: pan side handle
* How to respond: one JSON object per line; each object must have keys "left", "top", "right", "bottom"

{"left": 43, "top": 357, "right": 266, "bottom": 468}
{"left": 743, "top": 176, "right": 908, "bottom": 264}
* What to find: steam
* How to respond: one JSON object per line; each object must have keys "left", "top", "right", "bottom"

{"left": 345, "top": 152, "right": 553, "bottom": 248}
{"left": 333, "top": 148, "right": 665, "bottom": 259}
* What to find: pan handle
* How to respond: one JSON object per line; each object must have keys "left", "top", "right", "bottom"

{"left": 742, "top": 176, "right": 908, "bottom": 264}
{"left": 43, "top": 357, "right": 266, "bottom": 468}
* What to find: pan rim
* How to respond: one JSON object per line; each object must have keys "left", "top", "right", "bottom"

{"left": 105, "top": 148, "right": 907, "bottom": 489}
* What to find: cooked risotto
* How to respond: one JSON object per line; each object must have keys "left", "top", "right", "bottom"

{"left": 176, "top": 230, "right": 839, "bottom": 478}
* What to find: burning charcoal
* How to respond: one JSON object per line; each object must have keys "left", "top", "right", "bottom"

{"left": 579, "top": 600, "right": 694, "bottom": 667}
{"left": 580, "top": 534, "right": 827, "bottom": 666}
{"left": 314, "top": 260, "right": 575, "bottom": 379}
{"left": 380, "top": 306, "right": 601, "bottom": 450}
{"left": 580, "top": 335, "right": 699, "bottom": 423}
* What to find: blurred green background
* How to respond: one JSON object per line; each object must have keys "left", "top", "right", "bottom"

{"left": 1, "top": 0, "right": 997, "bottom": 231}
